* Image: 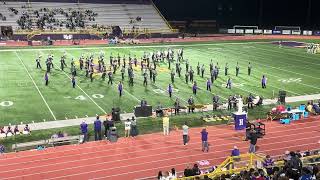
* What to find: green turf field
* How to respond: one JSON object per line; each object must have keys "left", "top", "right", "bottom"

{"left": 1, "top": 40, "right": 320, "bottom": 125}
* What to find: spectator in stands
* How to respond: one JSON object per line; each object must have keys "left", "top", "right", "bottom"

{"left": 13, "top": 125, "right": 20, "bottom": 135}
{"left": 94, "top": 116, "right": 102, "bottom": 141}
{"left": 23, "top": 124, "right": 30, "bottom": 134}
{"left": 300, "top": 167, "right": 312, "bottom": 180}
{"left": 80, "top": 121, "right": 88, "bottom": 143}
{"left": 284, "top": 151, "right": 302, "bottom": 179}
{"left": 184, "top": 165, "right": 194, "bottom": 177}
{"left": 124, "top": 118, "right": 131, "bottom": 138}
{"left": 130, "top": 116, "right": 138, "bottom": 137}
{"left": 168, "top": 168, "right": 176, "bottom": 179}
{"left": 182, "top": 122, "right": 189, "bottom": 145}
{"left": 201, "top": 128, "right": 209, "bottom": 152}
{"left": 252, "top": 171, "right": 264, "bottom": 180}
{"left": 157, "top": 171, "right": 163, "bottom": 180}
{"left": 192, "top": 164, "right": 201, "bottom": 176}
{"left": 263, "top": 155, "right": 275, "bottom": 175}
{"left": 162, "top": 113, "right": 169, "bottom": 136}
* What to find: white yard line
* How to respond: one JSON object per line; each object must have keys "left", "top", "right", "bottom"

{"left": 39, "top": 50, "right": 107, "bottom": 114}
{"left": 14, "top": 51, "right": 57, "bottom": 120}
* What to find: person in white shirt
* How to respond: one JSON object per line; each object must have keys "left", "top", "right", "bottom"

{"left": 182, "top": 122, "right": 189, "bottom": 145}
{"left": 124, "top": 119, "right": 131, "bottom": 137}
{"left": 162, "top": 113, "right": 169, "bottom": 135}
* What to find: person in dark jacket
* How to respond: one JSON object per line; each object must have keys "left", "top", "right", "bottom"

{"left": 94, "top": 116, "right": 102, "bottom": 141}
{"left": 248, "top": 130, "right": 258, "bottom": 153}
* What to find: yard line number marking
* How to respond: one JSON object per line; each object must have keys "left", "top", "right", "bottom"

{"left": 0, "top": 101, "right": 13, "bottom": 107}
{"left": 15, "top": 51, "right": 57, "bottom": 120}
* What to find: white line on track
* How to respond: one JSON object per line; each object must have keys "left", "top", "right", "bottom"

{"left": 1, "top": 117, "right": 317, "bottom": 162}
{"left": 1, "top": 124, "right": 317, "bottom": 174}
{"left": 37, "top": 141, "right": 320, "bottom": 180}
{"left": 14, "top": 51, "right": 57, "bottom": 120}
{"left": 39, "top": 50, "right": 107, "bottom": 114}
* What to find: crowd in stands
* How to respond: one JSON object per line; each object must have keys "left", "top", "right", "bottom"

{"left": 12, "top": 4, "right": 98, "bottom": 30}
{"left": 0, "top": 124, "right": 30, "bottom": 138}
{"left": 165, "top": 149, "right": 320, "bottom": 180}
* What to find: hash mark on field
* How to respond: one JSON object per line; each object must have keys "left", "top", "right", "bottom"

{"left": 15, "top": 51, "right": 57, "bottom": 120}
{"left": 39, "top": 50, "right": 107, "bottom": 114}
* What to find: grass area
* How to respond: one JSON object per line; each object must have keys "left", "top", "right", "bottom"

{"left": 0, "top": 99, "right": 309, "bottom": 152}
{"left": 1, "top": 40, "right": 320, "bottom": 126}
{"left": 0, "top": 112, "right": 228, "bottom": 152}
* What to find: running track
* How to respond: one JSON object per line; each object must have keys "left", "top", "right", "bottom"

{"left": 0, "top": 117, "right": 319, "bottom": 180}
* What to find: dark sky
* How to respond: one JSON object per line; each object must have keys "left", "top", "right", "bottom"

{"left": 153, "top": 0, "right": 320, "bottom": 29}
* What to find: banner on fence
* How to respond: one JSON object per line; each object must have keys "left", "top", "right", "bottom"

{"left": 227, "top": 29, "right": 235, "bottom": 34}
{"left": 291, "top": 30, "right": 301, "bottom": 35}
{"left": 254, "top": 29, "right": 263, "bottom": 34}
{"left": 272, "top": 30, "right": 282, "bottom": 35}
{"left": 263, "top": 30, "right": 272, "bottom": 34}
{"left": 314, "top": 31, "right": 320, "bottom": 36}
{"left": 282, "top": 30, "right": 291, "bottom": 35}
{"left": 303, "top": 30, "right": 312, "bottom": 36}
{"left": 245, "top": 29, "right": 254, "bottom": 34}
{"left": 235, "top": 29, "right": 244, "bottom": 34}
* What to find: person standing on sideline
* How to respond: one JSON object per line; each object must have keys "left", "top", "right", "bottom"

{"left": 168, "top": 83, "right": 173, "bottom": 98}
{"left": 124, "top": 118, "right": 131, "bottom": 137}
{"left": 248, "top": 130, "right": 258, "bottom": 153}
{"left": 118, "top": 81, "right": 123, "bottom": 97}
{"left": 80, "top": 121, "right": 88, "bottom": 143}
{"left": 130, "top": 116, "right": 138, "bottom": 137}
{"left": 162, "top": 113, "right": 169, "bottom": 135}
{"left": 71, "top": 75, "right": 76, "bottom": 88}
{"left": 44, "top": 71, "right": 49, "bottom": 86}
{"left": 182, "top": 122, "right": 189, "bottom": 145}
{"left": 261, "top": 75, "right": 267, "bottom": 89}
{"left": 94, "top": 116, "right": 102, "bottom": 141}
{"left": 201, "top": 128, "right": 209, "bottom": 152}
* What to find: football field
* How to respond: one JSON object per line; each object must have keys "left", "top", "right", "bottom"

{"left": 1, "top": 40, "right": 320, "bottom": 125}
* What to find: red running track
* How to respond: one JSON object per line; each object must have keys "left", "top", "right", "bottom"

{"left": 0, "top": 117, "right": 319, "bottom": 180}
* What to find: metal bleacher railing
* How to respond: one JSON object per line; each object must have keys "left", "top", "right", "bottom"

{"left": 174, "top": 150, "right": 320, "bottom": 180}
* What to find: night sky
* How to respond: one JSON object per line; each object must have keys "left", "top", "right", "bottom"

{"left": 153, "top": 0, "right": 320, "bottom": 29}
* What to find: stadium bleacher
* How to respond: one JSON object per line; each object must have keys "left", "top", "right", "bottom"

{"left": 0, "top": 0, "right": 172, "bottom": 33}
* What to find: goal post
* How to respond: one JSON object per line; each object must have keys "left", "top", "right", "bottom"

{"left": 274, "top": 26, "right": 301, "bottom": 35}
